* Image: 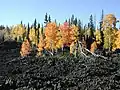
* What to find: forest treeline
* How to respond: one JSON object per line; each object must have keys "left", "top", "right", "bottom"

{"left": 0, "top": 10, "right": 120, "bottom": 57}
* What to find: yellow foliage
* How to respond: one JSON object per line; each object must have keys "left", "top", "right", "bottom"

{"left": 37, "top": 35, "right": 45, "bottom": 56}
{"left": 70, "top": 25, "right": 79, "bottom": 42}
{"left": 29, "top": 28, "right": 38, "bottom": 45}
{"left": 113, "top": 30, "right": 120, "bottom": 51}
{"left": 90, "top": 41, "right": 97, "bottom": 53}
{"left": 95, "top": 30, "right": 102, "bottom": 44}
{"left": 11, "top": 24, "right": 25, "bottom": 41}
{"left": 70, "top": 42, "right": 76, "bottom": 54}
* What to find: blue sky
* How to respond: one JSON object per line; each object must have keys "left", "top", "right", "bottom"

{"left": 0, "top": 0, "right": 120, "bottom": 27}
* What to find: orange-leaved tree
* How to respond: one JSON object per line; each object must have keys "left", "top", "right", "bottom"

{"left": 59, "top": 22, "right": 73, "bottom": 47}
{"left": 37, "top": 34, "right": 45, "bottom": 56}
{"left": 44, "top": 22, "right": 58, "bottom": 53}
{"left": 20, "top": 39, "right": 32, "bottom": 57}
{"left": 90, "top": 40, "right": 97, "bottom": 53}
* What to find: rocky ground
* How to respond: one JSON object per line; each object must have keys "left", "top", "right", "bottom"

{"left": 0, "top": 41, "right": 120, "bottom": 90}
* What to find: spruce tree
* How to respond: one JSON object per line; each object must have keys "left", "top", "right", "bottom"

{"left": 99, "top": 10, "right": 104, "bottom": 47}
{"left": 65, "top": 19, "right": 67, "bottom": 22}
{"left": 37, "top": 23, "right": 40, "bottom": 43}
{"left": 27, "top": 23, "right": 30, "bottom": 41}
{"left": 68, "top": 18, "right": 71, "bottom": 26}
{"left": 48, "top": 15, "right": 51, "bottom": 22}
{"left": 71, "top": 14, "right": 74, "bottom": 24}
{"left": 73, "top": 17, "right": 77, "bottom": 26}
{"left": 100, "top": 9, "right": 104, "bottom": 30}
{"left": 89, "top": 14, "right": 95, "bottom": 38}
{"left": 21, "top": 21, "right": 23, "bottom": 25}
{"left": 78, "top": 19, "right": 82, "bottom": 40}
{"left": 54, "top": 19, "right": 57, "bottom": 24}
{"left": 41, "top": 24, "right": 44, "bottom": 34}
{"left": 44, "top": 13, "right": 48, "bottom": 24}
{"left": 34, "top": 18, "right": 37, "bottom": 30}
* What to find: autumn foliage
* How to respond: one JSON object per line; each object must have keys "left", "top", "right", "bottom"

{"left": 59, "top": 22, "right": 73, "bottom": 46}
{"left": 44, "top": 22, "right": 58, "bottom": 51}
{"left": 6, "top": 13, "right": 120, "bottom": 57}
{"left": 20, "top": 39, "right": 32, "bottom": 57}
{"left": 90, "top": 41, "right": 97, "bottom": 53}
{"left": 114, "top": 30, "right": 120, "bottom": 50}
{"left": 37, "top": 35, "right": 45, "bottom": 56}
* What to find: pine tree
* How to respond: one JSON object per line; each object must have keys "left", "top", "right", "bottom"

{"left": 71, "top": 14, "right": 74, "bottom": 24}
{"left": 68, "top": 18, "right": 71, "bottom": 26}
{"left": 27, "top": 23, "right": 30, "bottom": 41}
{"left": 34, "top": 18, "right": 37, "bottom": 29}
{"left": 89, "top": 15, "right": 95, "bottom": 38}
{"left": 34, "top": 18, "right": 37, "bottom": 37}
{"left": 44, "top": 13, "right": 48, "bottom": 24}
{"left": 37, "top": 23, "right": 40, "bottom": 43}
{"left": 48, "top": 15, "right": 51, "bottom": 22}
{"left": 54, "top": 19, "right": 57, "bottom": 24}
{"left": 73, "top": 17, "right": 77, "bottom": 26}
{"left": 100, "top": 9, "right": 104, "bottom": 30}
{"left": 78, "top": 19, "right": 82, "bottom": 40}
{"left": 21, "top": 20, "right": 23, "bottom": 25}
{"left": 41, "top": 24, "right": 44, "bottom": 34}
{"left": 65, "top": 19, "right": 67, "bottom": 22}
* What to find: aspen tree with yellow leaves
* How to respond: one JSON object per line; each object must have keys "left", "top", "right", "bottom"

{"left": 95, "top": 29, "right": 102, "bottom": 45}
{"left": 102, "top": 14, "right": 117, "bottom": 52}
{"left": 29, "top": 27, "right": 38, "bottom": 46}
{"left": 37, "top": 34, "right": 45, "bottom": 56}
{"left": 113, "top": 30, "right": 120, "bottom": 51}
{"left": 70, "top": 24, "right": 80, "bottom": 56}
{"left": 11, "top": 24, "right": 26, "bottom": 42}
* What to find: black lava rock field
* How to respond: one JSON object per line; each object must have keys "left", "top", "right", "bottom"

{"left": 0, "top": 41, "right": 120, "bottom": 90}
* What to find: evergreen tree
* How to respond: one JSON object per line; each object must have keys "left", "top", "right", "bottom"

{"left": 71, "top": 14, "right": 74, "bottom": 24}
{"left": 41, "top": 24, "right": 44, "bottom": 34}
{"left": 78, "top": 19, "right": 82, "bottom": 40}
{"left": 65, "top": 19, "right": 68, "bottom": 22}
{"left": 68, "top": 18, "right": 71, "bottom": 26}
{"left": 99, "top": 10, "right": 104, "bottom": 47}
{"left": 89, "top": 14, "right": 95, "bottom": 30}
{"left": 37, "top": 23, "right": 40, "bottom": 43}
{"left": 54, "top": 19, "right": 57, "bottom": 24}
{"left": 38, "top": 23, "right": 40, "bottom": 29}
{"left": 100, "top": 9, "right": 104, "bottom": 30}
{"left": 34, "top": 18, "right": 37, "bottom": 37}
{"left": 44, "top": 13, "right": 48, "bottom": 24}
{"left": 48, "top": 15, "right": 51, "bottom": 22}
{"left": 21, "top": 21, "right": 23, "bottom": 25}
{"left": 27, "top": 23, "right": 30, "bottom": 41}
{"left": 84, "top": 24, "right": 87, "bottom": 40}
{"left": 89, "top": 14, "right": 95, "bottom": 38}
{"left": 34, "top": 18, "right": 37, "bottom": 30}
{"left": 73, "top": 17, "right": 77, "bottom": 26}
